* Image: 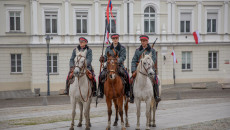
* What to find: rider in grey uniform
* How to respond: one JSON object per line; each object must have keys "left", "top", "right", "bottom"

{"left": 64, "top": 37, "right": 96, "bottom": 96}
{"left": 129, "top": 35, "right": 161, "bottom": 103}
{"left": 98, "top": 34, "right": 130, "bottom": 98}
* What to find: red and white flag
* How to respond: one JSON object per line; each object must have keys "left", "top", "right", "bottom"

{"left": 105, "top": 29, "right": 109, "bottom": 44}
{"left": 193, "top": 30, "right": 201, "bottom": 44}
{"left": 171, "top": 50, "right": 178, "bottom": 64}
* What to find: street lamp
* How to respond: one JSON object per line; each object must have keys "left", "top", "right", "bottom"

{"left": 45, "top": 35, "right": 52, "bottom": 96}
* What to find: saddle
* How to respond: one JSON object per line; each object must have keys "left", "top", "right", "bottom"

{"left": 68, "top": 69, "right": 95, "bottom": 85}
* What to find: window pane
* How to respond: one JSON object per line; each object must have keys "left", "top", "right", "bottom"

{"left": 187, "top": 52, "right": 191, "bottom": 64}
{"left": 16, "top": 17, "right": 20, "bottom": 30}
{"left": 213, "top": 53, "right": 216, "bottom": 58}
{"left": 182, "top": 52, "right": 186, "bottom": 64}
{"left": 144, "top": 14, "right": 149, "bottom": 17}
{"left": 150, "top": 14, "right": 155, "bottom": 17}
{"left": 11, "top": 67, "right": 16, "bottom": 72}
{"left": 17, "top": 54, "right": 21, "bottom": 60}
{"left": 52, "top": 19, "right": 57, "bottom": 33}
{"left": 49, "top": 67, "right": 52, "bottom": 73}
{"left": 187, "top": 64, "right": 191, "bottom": 69}
{"left": 82, "top": 19, "right": 87, "bottom": 33}
{"left": 77, "top": 19, "right": 81, "bottom": 33}
{"left": 180, "top": 21, "right": 184, "bottom": 32}
{"left": 208, "top": 52, "right": 212, "bottom": 58}
{"left": 46, "top": 19, "right": 50, "bottom": 33}
{"left": 111, "top": 19, "right": 116, "bottom": 33}
{"left": 182, "top": 64, "right": 185, "bottom": 69}
{"left": 150, "top": 20, "right": 155, "bottom": 33}
{"left": 53, "top": 60, "right": 57, "bottom": 66}
{"left": 207, "top": 19, "right": 211, "bottom": 32}
{"left": 144, "top": 7, "right": 149, "bottom": 13}
{"left": 53, "top": 56, "right": 57, "bottom": 60}
{"left": 10, "top": 12, "right": 14, "bottom": 17}
{"left": 17, "top": 60, "right": 21, "bottom": 66}
{"left": 16, "top": 12, "right": 20, "bottom": 17}
{"left": 10, "top": 17, "right": 15, "bottom": 30}
{"left": 186, "top": 21, "right": 190, "bottom": 32}
{"left": 212, "top": 19, "right": 216, "bottom": 32}
{"left": 213, "top": 63, "right": 217, "bottom": 68}
{"left": 17, "top": 67, "right": 21, "bottom": 72}
{"left": 208, "top": 63, "right": 212, "bottom": 68}
{"left": 53, "top": 67, "right": 57, "bottom": 73}
{"left": 149, "top": 7, "right": 154, "bottom": 13}
{"left": 144, "top": 20, "right": 149, "bottom": 33}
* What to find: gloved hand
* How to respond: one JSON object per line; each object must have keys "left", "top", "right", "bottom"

{"left": 99, "top": 55, "right": 104, "bottom": 62}
{"left": 70, "top": 67, "right": 75, "bottom": 72}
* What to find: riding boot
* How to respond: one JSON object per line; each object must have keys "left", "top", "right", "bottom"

{"left": 64, "top": 79, "right": 69, "bottom": 95}
{"left": 97, "top": 81, "right": 104, "bottom": 98}
{"left": 129, "top": 83, "right": 134, "bottom": 103}
{"left": 125, "top": 78, "right": 130, "bottom": 98}
{"left": 153, "top": 83, "right": 161, "bottom": 103}
{"left": 92, "top": 79, "right": 97, "bottom": 97}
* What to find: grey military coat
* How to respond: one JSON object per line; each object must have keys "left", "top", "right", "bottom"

{"left": 131, "top": 44, "right": 156, "bottom": 73}
{"left": 103, "top": 42, "right": 126, "bottom": 66}
{"left": 69, "top": 45, "right": 93, "bottom": 71}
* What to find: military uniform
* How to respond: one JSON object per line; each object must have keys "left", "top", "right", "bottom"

{"left": 130, "top": 35, "right": 161, "bottom": 103}
{"left": 98, "top": 34, "right": 130, "bottom": 98}
{"left": 65, "top": 37, "right": 96, "bottom": 96}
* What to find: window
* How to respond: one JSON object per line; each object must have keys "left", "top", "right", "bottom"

{"left": 144, "top": 6, "right": 155, "bottom": 33}
{"left": 9, "top": 11, "right": 21, "bottom": 31}
{"left": 48, "top": 54, "right": 58, "bottom": 73}
{"left": 45, "top": 12, "right": 58, "bottom": 34}
{"left": 207, "top": 13, "right": 217, "bottom": 33}
{"left": 182, "top": 52, "right": 192, "bottom": 70}
{"left": 208, "top": 51, "right": 218, "bottom": 70}
{"left": 11, "top": 54, "right": 22, "bottom": 73}
{"left": 180, "top": 13, "right": 191, "bottom": 33}
{"left": 76, "top": 12, "right": 88, "bottom": 34}
{"left": 105, "top": 12, "right": 117, "bottom": 33}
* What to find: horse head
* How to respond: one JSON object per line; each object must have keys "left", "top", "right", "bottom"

{"left": 106, "top": 51, "right": 118, "bottom": 80}
{"left": 139, "top": 53, "right": 155, "bottom": 76}
{"left": 74, "top": 49, "right": 87, "bottom": 76}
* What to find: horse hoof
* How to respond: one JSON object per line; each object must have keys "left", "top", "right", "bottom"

{"left": 69, "top": 128, "right": 74, "bottom": 130}
{"left": 135, "top": 127, "right": 140, "bottom": 130}
{"left": 125, "top": 123, "right": 130, "bottom": 127}
{"left": 89, "top": 123, "right": 92, "bottom": 127}
{"left": 113, "top": 122, "right": 118, "bottom": 126}
{"left": 106, "top": 127, "right": 110, "bottom": 130}
{"left": 85, "top": 127, "right": 90, "bottom": 130}
{"left": 77, "top": 123, "right": 82, "bottom": 127}
{"left": 121, "top": 127, "right": 126, "bottom": 130}
{"left": 145, "top": 127, "right": 150, "bottom": 130}
{"left": 152, "top": 124, "right": 156, "bottom": 127}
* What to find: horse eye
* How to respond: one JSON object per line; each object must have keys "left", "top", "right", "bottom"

{"left": 143, "top": 62, "right": 146, "bottom": 65}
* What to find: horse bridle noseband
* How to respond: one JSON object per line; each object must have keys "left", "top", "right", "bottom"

{"left": 139, "top": 58, "right": 153, "bottom": 76}
{"left": 107, "top": 58, "right": 118, "bottom": 74}
{"left": 74, "top": 54, "right": 86, "bottom": 77}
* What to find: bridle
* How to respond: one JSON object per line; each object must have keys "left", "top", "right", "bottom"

{"left": 74, "top": 54, "right": 91, "bottom": 102}
{"left": 139, "top": 58, "right": 153, "bottom": 77}
{"left": 107, "top": 57, "right": 118, "bottom": 75}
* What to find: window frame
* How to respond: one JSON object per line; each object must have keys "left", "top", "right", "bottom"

{"left": 48, "top": 53, "right": 59, "bottom": 74}
{"left": 76, "top": 12, "right": 88, "bottom": 34}
{"left": 144, "top": 6, "right": 156, "bottom": 34}
{"left": 180, "top": 13, "right": 191, "bottom": 33}
{"left": 182, "top": 51, "right": 192, "bottom": 71}
{"left": 105, "top": 12, "right": 117, "bottom": 34}
{"left": 6, "top": 6, "right": 24, "bottom": 33}
{"left": 207, "top": 13, "right": 217, "bottom": 33}
{"left": 208, "top": 51, "right": 219, "bottom": 70}
{"left": 205, "top": 7, "right": 221, "bottom": 34}
{"left": 10, "top": 54, "right": 23, "bottom": 73}
{"left": 45, "top": 12, "right": 58, "bottom": 34}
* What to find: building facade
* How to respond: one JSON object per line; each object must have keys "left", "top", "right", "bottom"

{"left": 0, "top": 0, "right": 229, "bottom": 92}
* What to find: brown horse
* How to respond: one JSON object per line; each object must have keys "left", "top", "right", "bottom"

{"left": 104, "top": 52, "right": 129, "bottom": 130}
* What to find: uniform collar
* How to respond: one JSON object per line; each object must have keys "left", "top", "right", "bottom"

{"left": 77, "top": 45, "right": 89, "bottom": 51}
{"left": 139, "top": 44, "right": 151, "bottom": 51}
{"left": 110, "top": 42, "right": 121, "bottom": 51}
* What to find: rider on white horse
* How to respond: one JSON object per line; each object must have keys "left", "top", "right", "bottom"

{"left": 130, "top": 35, "right": 161, "bottom": 103}
{"left": 64, "top": 37, "right": 97, "bottom": 96}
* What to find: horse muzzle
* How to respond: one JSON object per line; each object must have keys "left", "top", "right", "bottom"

{"left": 109, "top": 73, "right": 116, "bottom": 80}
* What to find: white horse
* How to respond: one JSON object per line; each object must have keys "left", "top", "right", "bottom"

{"left": 69, "top": 49, "right": 92, "bottom": 130}
{"left": 133, "top": 52, "right": 161, "bottom": 130}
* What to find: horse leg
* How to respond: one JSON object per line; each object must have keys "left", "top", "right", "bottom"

{"left": 145, "top": 98, "right": 151, "bottom": 130}
{"left": 118, "top": 96, "right": 125, "bottom": 130}
{"left": 152, "top": 100, "right": 156, "bottom": 127}
{"left": 88, "top": 99, "right": 92, "bottom": 127}
{"left": 84, "top": 102, "right": 90, "bottom": 130}
{"left": 124, "top": 97, "right": 130, "bottom": 127}
{"left": 77, "top": 102, "right": 83, "bottom": 127}
{"left": 135, "top": 98, "right": 141, "bottom": 130}
{"left": 70, "top": 97, "right": 76, "bottom": 130}
{"left": 113, "top": 99, "right": 119, "bottom": 126}
{"left": 149, "top": 100, "right": 153, "bottom": 127}
{"left": 106, "top": 98, "right": 112, "bottom": 130}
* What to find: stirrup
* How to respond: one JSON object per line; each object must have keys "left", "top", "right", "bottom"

{"left": 155, "top": 96, "right": 161, "bottom": 102}
{"left": 97, "top": 93, "right": 104, "bottom": 98}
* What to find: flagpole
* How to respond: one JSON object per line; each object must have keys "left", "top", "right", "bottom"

{"left": 173, "top": 46, "right": 175, "bottom": 85}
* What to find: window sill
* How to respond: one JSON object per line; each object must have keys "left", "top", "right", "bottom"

{"left": 207, "top": 32, "right": 218, "bottom": 35}
{"left": 6, "top": 31, "right": 26, "bottom": 34}
{"left": 10, "top": 72, "right": 23, "bottom": 75}
{"left": 45, "top": 33, "right": 58, "bottom": 36}
{"left": 209, "top": 69, "right": 219, "bottom": 71}
{"left": 144, "top": 32, "right": 156, "bottom": 35}
{"left": 182, "top": 69, "right": 192, "bottom": 72}
{"left": 76, "top": 33, "right": 88, "bottom": 35}
{"left": 46, "top": 73, "right": 59, "bottom": 75}
{"left": 180, "top": 32, "right": 191, "bottom": 35}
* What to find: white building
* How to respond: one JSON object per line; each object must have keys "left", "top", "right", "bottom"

{"left": 0, "top": 0, "right": 229, "bottom": 92}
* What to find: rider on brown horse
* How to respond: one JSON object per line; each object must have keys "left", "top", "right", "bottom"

{"left": 64, "top": 37, "right": 97, "bottom": 96}
{"left": 130, "top": 35, "right": 161, "bottom": 103}
{"left": 98, "top": 34, "right": 130, "bottom": 98}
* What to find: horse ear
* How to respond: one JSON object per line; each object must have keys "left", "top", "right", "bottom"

{"left": 107, "top": 51, "right": 110, "bottom": 57}
{"left": 142, "top": 53, "right": 145, "bottom": 59}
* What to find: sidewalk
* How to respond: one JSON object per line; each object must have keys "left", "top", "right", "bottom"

{"left": 1, "top": 98, "right": 230, "bottom": 130}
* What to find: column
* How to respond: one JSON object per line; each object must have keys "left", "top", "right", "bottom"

{"left": 123, "top": 0, "right": 128, "bottom": 35}
{"left": 198, "top": 1, "right": 202, "bottom": 33}
{"left": 94, "top": 0, "right": 100, "bottom": 43}
{"left": 167, "top": 0, "right": 172, "bottom": 34}
{"left": 224, "top": 1, "right": 229, "bottom": 34}
{"left": 65, "top": 0, "right": 70, "bottom": 43}
{"left": 129, "top": 0, "right": 134, "bottom": 43}
{"left": 171, "top": 1, "right": 175, "bottom": 34}
{"left": 31, "top": 0, "right": 38, "bottom": 44}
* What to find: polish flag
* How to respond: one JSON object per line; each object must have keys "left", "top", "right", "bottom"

{"left": 171, "top": 50, "right": 178, "bottom": 64}
{"left": 105, "top": 29, "right": 109, "bottom": 44}
{"left": 193, "top": 30, "right": 201, "bottom": 44}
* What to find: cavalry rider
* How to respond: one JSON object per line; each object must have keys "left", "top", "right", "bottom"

{"left": 129, "top": 35, "right": 161, "bottom": 103}
{"left": 64, "top": 37, "right": 97, "bottom": 96}
{"left": 98, "top": 34, "right": 130, "bottom": 98}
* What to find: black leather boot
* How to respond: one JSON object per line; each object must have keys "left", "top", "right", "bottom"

{"left": 129, "top": 83, "right": 134, "bottom": 103}
{"left": 92, "top": 79, "right": 97, "bottom": 97}
{"left": 97, "top": 82, "right": 104, "bottom": 98}
{"left": 64, "top": 79, "right": 69, "bottom": 95}
{"left": 153, "top": 83, "right": 161, "bottom": 103}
